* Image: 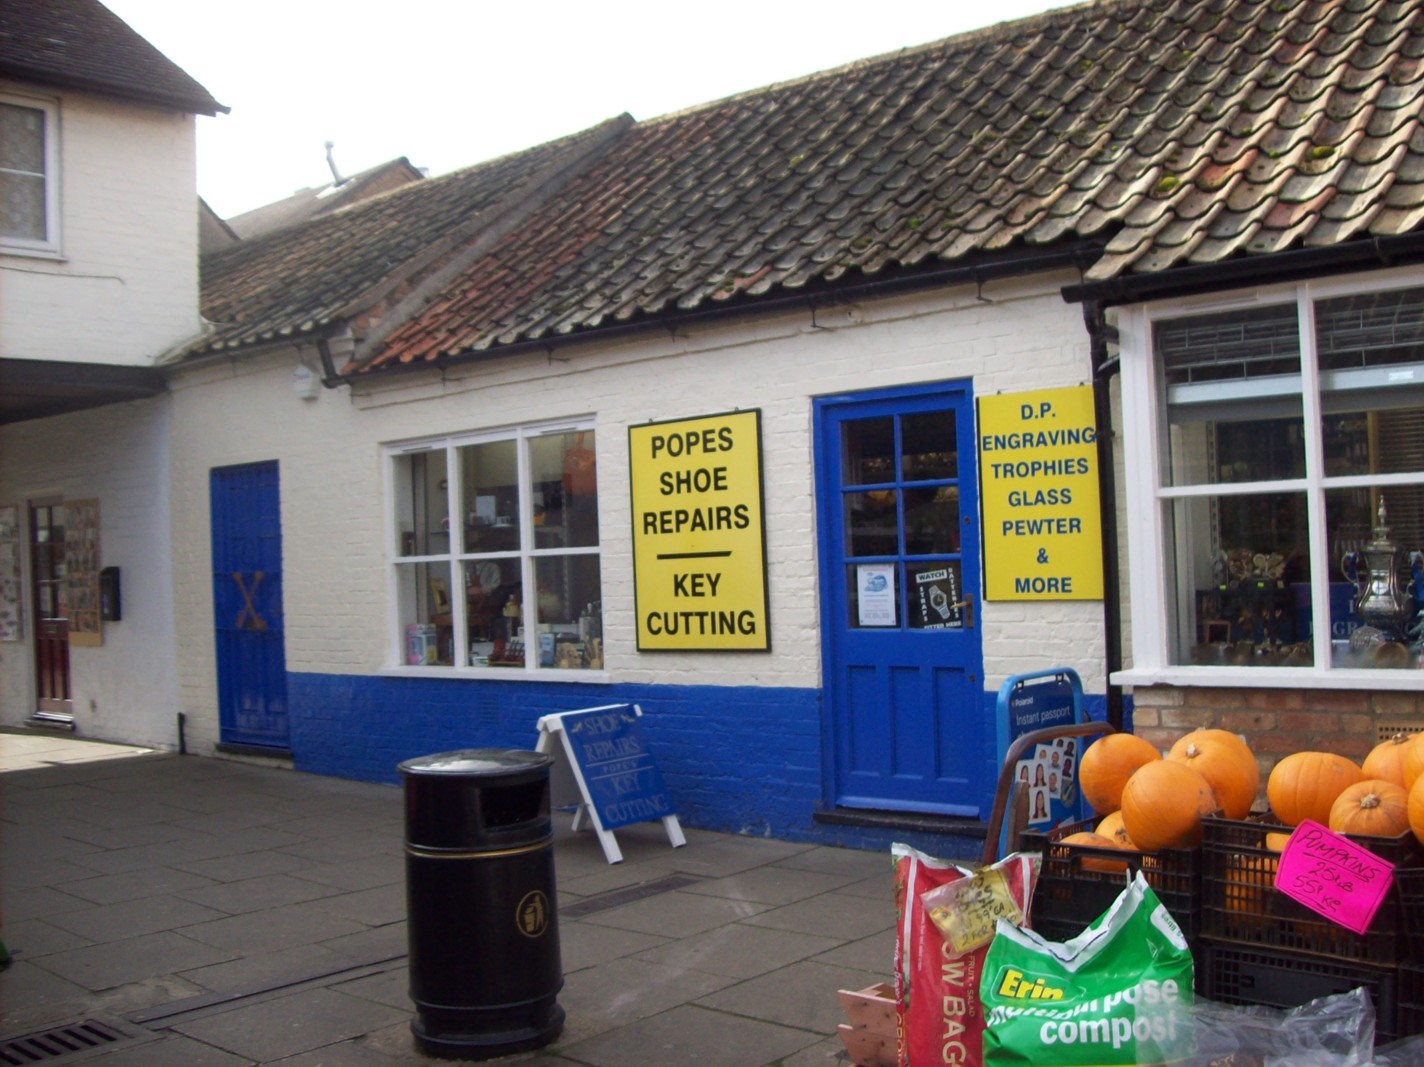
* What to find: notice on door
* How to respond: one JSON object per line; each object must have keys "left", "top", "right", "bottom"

{"left": 978, "top": 386, "right": 1103, "bottom": 600}
{"left": 629, "top": 409, "right": 770, "bottom": 650}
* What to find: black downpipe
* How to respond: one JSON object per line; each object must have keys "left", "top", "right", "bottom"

{"left": 177, "top": 711, "right": 187, "bottom": 755}
{"left": 1085, "top": 300, "right": 1124, "bottom": 731}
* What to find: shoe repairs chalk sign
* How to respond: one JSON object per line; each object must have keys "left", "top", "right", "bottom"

{"left": 629, "top": 409, "right": 770, "bottom": 650}
{"left": 978, "top": 386, "right": 1103, "bottom": 600}
{"left": 536, "top": 704, "right": 686, "bottom": 864}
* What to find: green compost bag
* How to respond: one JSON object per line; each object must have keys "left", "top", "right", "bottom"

{"left": 980, "top": 871, "right": 1194, "bottom": 1067}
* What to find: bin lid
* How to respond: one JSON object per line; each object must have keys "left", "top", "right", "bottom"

{"left": 398, "top": 748, "right": 553, "bottom": 777}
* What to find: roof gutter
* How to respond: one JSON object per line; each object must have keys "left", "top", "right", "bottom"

{"left": 1062, "top": 232, "right": 1424, "bottom": 306}
{"left": 348, "top": 244, "right": 1099, "bottom": 380}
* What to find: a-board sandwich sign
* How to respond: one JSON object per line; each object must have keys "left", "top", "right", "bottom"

{"left": 978, "top": 385, "right": 1104, "bottom": 600}
{"left": 535, "top": 703, "right": 685, "bottom": 864}
{"left": 628, "top": 409, "right": 770, "bottom": 650}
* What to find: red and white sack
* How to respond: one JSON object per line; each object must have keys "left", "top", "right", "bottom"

{"left": 893, "top": 844, "right": 1038, "bottom": 1067}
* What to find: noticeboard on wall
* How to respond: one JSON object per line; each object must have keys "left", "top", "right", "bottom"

{"left": 64, "top": 499, "right": 102, "bottom": 646}
{"left": 978, "top": 386, "right": 1103, "bottom": 600}
{"left": 628, "top": 409, "right": 770, "bottom": 650}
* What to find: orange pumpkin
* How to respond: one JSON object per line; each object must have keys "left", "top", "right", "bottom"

{"left": 1363, "top": 734, "right": 1418, "bottom": 790}
{"left": 1095, "top": 810, "right": 1138, "bottom": 850}
{"left": 1120, "top": 760, "right": 1218, "bottom": 852}
{"left": 1403, "top": 734, "right": 1424, "bottom": 791}
{"left": 1167, "top": 729, "right": 1260, "bottom": 820}
{"left": 1266, "top": 751, "right": 1364, "bottom": 827}
{"left": 1060, "top": 831, "right": 1128, "bottom": 873}
{"left": 1080, "top": 734, "right": 1161, "bottom": 815}
{"left": 1408, "top": 775, "right": 1424, "bottom": 847}
{"left": 1328, "top": 779, "right": 1409, "bottom": 838}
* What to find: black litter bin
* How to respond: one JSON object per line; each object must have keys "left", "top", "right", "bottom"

{"left": 399, "top": 748, "right": 563, "bottom": 1060}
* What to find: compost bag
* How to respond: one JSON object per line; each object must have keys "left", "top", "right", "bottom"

{"left": 980, "top": 871, "right": 1194, "bottom": 1067}
{"left": 893, "top": 844, "right": 1038, "bottom": 1067}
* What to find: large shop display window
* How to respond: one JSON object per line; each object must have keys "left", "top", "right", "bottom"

{"left": 1135, "top": 278, "right": 1424, "bottom": 676}
{"left": 387, "top": 422, "right": 602, "bottom": 672}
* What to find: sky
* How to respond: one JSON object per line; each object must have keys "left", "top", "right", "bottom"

{"left": 101, "top": 1, "right": 1076, "bottom": 220}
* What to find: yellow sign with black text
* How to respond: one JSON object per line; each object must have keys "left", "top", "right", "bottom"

{"left": 978, "top": 387, "right": 1103, "bottom": 600}
{"left": 629, "top": 410, "right": 770, "bottom": 650}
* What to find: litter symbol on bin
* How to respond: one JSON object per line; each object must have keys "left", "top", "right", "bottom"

{"left": 518, "top": 890, "right": 550, "bottom": 938}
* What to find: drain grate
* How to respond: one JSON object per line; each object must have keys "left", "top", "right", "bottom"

{"left": 561, "top": 873, "right": 702, "bottom": 918}
{"left": 0, "top": 1018, "right": 136, "bottom": 1065}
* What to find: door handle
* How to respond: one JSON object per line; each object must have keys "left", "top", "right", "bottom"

{"left": 950, "top": 594, "right": 974, "bottom": 628}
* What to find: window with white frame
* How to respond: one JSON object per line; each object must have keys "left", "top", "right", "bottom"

{"left": 388, "top": 422, "right": 602, "bottom": 672}
{"left": 1, "top": 95, "right": 60, "bottom": 254}
{"left": 1124, "top": 275, "right": 1424, "bottom": 677}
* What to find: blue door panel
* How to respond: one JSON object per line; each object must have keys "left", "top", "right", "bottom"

{"left": 211, "top": 462, "right": 290, "bottom": 749}
{"left": 816, "top": 382, "right": 984, "bottom": 816}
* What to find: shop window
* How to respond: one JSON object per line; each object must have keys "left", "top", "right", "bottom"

{"left": 388, "top": 422, "right": 602, "bottom": 672}
{"left": 1, "top": 95, "right": 60, "bottom": 255}
{"left": 1124, "top": 277, "right": 1424, "bottom": 678}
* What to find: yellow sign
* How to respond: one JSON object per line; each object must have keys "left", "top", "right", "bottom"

{"left": 629, "top": 410, "right": 770, "bottom": 650}
{"left": 978, "top": 387, "right": 1103, "bottom": 600}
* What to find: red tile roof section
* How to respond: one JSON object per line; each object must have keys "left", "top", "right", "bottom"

{"left": 360, "top": 0, "right": 1424, "bottom": 371}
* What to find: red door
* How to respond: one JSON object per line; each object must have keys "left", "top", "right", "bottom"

{"left": 30, "top": 501, "right": 72, "bottom": 718}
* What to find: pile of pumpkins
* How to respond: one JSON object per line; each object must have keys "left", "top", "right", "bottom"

{"left": 1060, "top": 727, "right": 1424, "bottom": 858}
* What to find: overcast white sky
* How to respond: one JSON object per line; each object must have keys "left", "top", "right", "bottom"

{"left": 100, "top": 1, "right": 1076, "bottom": 220}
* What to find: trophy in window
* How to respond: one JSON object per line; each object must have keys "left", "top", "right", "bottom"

{"left": 1341, "top": 497, "right": 1412, "bottom": 641}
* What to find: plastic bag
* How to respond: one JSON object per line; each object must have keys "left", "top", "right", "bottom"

{"left": 893, "top": 844, "right": 1039, "bottom": 1067}
{"left": 980, "top": 870, "right": 1195, "bottom": 1067}
{"left": 1143, "top": 986, "right": 1375, "bottom": 1066}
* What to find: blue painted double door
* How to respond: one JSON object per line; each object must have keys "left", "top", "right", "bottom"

{"left": 816, "top": 382, "right": 985, "bottom": 816}
{"left": 210, "top": 461, "right": 290, "bottom": 750}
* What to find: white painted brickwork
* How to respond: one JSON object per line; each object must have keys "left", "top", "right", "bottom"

{"left": 0, "top": 87, "right": 202, "bottom": 364}
{"left": 0, "top": 400, "right": 179, "bottom": 747}
{"left": 156, "top": 274, "right": 1108, "bottom": 746}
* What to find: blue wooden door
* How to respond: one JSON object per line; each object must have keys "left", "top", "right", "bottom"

{"left": 211, "top": 462, "right": 289, "bottom": 749}
{"left": 815, "top": 383, "right": 984, "bottom": 815}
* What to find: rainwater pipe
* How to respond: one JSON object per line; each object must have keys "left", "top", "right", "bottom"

{"left": 1083, "top": 298, "right": 1125, "bottom": 732}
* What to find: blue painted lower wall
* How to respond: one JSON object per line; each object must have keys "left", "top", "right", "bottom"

{"left": 288, "top": 672, "right": 1127, "bottom": 860}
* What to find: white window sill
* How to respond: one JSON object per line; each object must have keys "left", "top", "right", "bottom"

{"left": 1113, "top": 665, "right": 1423, "bottom": 691}
{"left": 380, "top": 665, "right": 611, "bottom": 683}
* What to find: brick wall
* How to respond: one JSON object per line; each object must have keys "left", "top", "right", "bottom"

{"left": 1130, "top": 684, "right": 1424, "bottom": 802}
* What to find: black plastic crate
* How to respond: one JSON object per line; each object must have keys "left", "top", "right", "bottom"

{"left": 1200, "top": 937, "right": 1402, "bottom": 1043}
{"left": 1200, "top": 814, "right": 1423, "bottom": 966}
{"left": 1021, "top": 819, "right": 1200, "bottom": 944}
{"left": 1398, "top": 963, "right": 1424, "bottom": 1040}
{"left": 1396, "top": 867, "right": 1424, "bottom": 963}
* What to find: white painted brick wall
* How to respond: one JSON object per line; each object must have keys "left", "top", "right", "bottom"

{"left": 0, "top": 85, "right": 202, "bottom": 364}
{"left": 0, "top": 399, "right": 178, "bottom": 747}
{"left": 157, "top": 273, "right": 1107, "bottom": 746}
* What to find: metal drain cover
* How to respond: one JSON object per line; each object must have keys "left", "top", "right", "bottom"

{"left": 0, "top": 1016, "right": 152, "bottom": 1065}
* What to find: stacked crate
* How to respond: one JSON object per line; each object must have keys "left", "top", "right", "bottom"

{"left": 1019, "top": 820, "right": 1202, "bottom": 949}
{"left": 1198, "top": 814, "right": 1424, "bottom": 1042}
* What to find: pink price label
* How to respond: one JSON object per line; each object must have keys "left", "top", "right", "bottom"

{"left": 1273, "top": 820, "right": 1395, "bottom": 935}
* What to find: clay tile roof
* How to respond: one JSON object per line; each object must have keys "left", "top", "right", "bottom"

{"left": 225, "top": 157, "right": 427, "bottom": 241}
{"left": 0, "top": 0, "right": 225, "bottom": 116}
{"left": 352, "top": 0, "right": 1424, "bottom": 372}
{"left": 191, "top": 117, "right": 632, "bottom": 356}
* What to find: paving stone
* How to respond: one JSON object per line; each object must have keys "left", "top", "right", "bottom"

{"left": 171, "top": 986, "right": 409, "bottom": 1062}
{"left": 181, "top": 901, "right": 369, "bottom": 955}
{"left": 0, "top": 884, "right": 94, "bottom": 923}
{"left": 680, "top": 865, "right": 867, "bottom": 905}
{"left": 172, "top": 850, "right": 313, "bottom": 883}
{"left": 177, "top": 874, "right": 345, "bottom": 915}
{"left": 557, "top": 919, "right": 669, "bottom": 973}
{"left": 284, "top": 855, "right": 404, "bottom": 891}
{"left": 58, "top": 1032, "right": 254, "bottom": 1067}
{"left": 556, "top": 956, "right": 734, "bottom": 1040}
{"left": 556, "top": 1003, "right": 818, "bottom": 1067}
{"left": 2, "top": 917, "right": 94, "bottom": 958}
{"left": 317, "top": 921, "right": 409, "bottom": 963}
{"left": 31, "top": 931, "right": 234, "bottom": 991}
{"left": 61, "top": 867, "right": 219, "bottom": 906}
{"left": 632, "top": 921, "right": 844, "bottom": 979}
{"left": 319, "top": 884, "right": 405, "bottom": 927}
{"left": 329, "top": 965, "right": 411, "bottom": 1011}
{"left": 178, "top": 943, "right": 356, "bottom": 994}
{"left": 810, "top": 929, "right": 896, "bottom": 973}
{"left": 578, "top": 889, "right": 770, "bottom": 938}
{"left": 46, "top": 896, "right": 230, "bottom": 943}
{"left": 0, "top": 958, "right": 92, "bottom": 1026}
{"left": 770, "top": 844, "right": 893, "bottom": 879}
{"left": 695, "top": 958, "right": 886, "bottom": 1034}
{"left": 741, "top": 890, "right": 896, "bottom": 940}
